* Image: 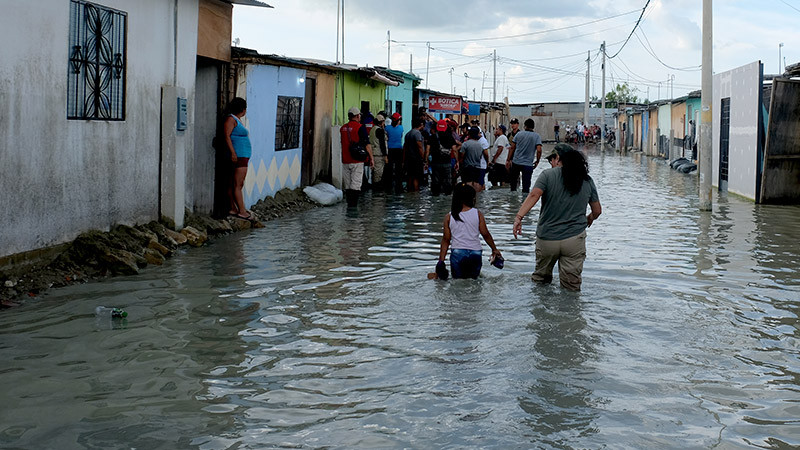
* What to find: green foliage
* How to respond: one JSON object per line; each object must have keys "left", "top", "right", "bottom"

{"left": 603, "top": 83, "right": 640, "bottom": 108}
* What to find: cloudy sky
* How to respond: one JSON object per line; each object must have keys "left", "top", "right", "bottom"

{"left": 232, "top": 0, "right": 800, "bottom": 104}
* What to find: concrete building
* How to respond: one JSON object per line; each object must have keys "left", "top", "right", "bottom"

{"left": 510, "top": 103, "right": 615, "bottom": 142}
{"left": 712, "top": 61, "right": 765, "bottom": 200}
{"left": 230, "top": 49, "right": 339, "bottom": 204}
{"left": 0, "top": 0, "right": 268, "bottom": 263}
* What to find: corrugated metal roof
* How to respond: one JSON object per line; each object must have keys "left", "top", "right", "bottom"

{"left": 223, "top": 0, "right": 273, "bottom": 8}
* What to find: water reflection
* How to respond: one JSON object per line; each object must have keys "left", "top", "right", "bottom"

{"left": 1, "top": 147, "right": 799, "bottom": 448}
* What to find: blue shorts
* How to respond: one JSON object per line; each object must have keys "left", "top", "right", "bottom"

{"left": 450, "top": 248, "right": 483, "bottom": 279}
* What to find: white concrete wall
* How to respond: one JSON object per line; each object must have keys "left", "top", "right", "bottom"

{"left": 0, "top": 0, "right": 198, "bottom": 258}
{"left": 712, "top": 61, "right": 761, "bottom": 200}
{"left": 657, "top": 104, "right": 672, "bottom": 137}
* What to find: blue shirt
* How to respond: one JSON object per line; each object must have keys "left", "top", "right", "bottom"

{"left": 230, "top": 115, "right": 252, "bottom": 158}
{"left": 386, "top": 124, "right": 404, "bottom": 149}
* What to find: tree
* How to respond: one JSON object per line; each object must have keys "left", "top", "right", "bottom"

{"left": 602, "top": 83, "right": 640, "bottom": 108}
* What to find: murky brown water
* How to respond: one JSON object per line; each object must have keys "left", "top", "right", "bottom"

{"left": 1, "top": 146, "right": 799, "bottom": 449}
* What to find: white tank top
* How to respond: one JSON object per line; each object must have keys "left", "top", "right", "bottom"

{"left": 449, "top": 208, "right": 482, "bottom": 251}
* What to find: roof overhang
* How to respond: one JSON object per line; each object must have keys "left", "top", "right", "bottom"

{"left": 223, "top": 0, "right": 273, "bottom": 8}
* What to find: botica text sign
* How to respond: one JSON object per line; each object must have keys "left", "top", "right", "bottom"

{"left": 428, "top": 96, "right": 463, "bottom": 114}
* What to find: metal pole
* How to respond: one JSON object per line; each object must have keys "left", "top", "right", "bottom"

{"left": 481, "top": 71, "right": 485, "bottom": 102}
{"left": 601, "top": 41, "right": 606, "bottom": 151}
{"left": 779, "top": 43, "right": 784, "bottom": 74}
{"left": 464, "top": 73, "right": 468, "bottom": 98}
{"left": 387, "top": 30, "right": 390, "bottom": 69}
{"left": 449, "top": 67, "right": 454, "bottom": 94}
{"left": 493, "top": 49, "right": 497, "bottom": 104}
{"left": 335, "top": 0, "right": 340, "bottom": 63}
{"left": 409, "top": 54, "right": 412, "bottom": 74}
{"left": 585, "top": 51, "right": 590, "bottom": 129}
{"left": 699, "top": 0, "right": 713, "bottom": 211}
{"left": 341, "top": 0, "right": 345, "bottom": 63}
{"left": 425, "top": 42, "right": 430, "bottom": 89}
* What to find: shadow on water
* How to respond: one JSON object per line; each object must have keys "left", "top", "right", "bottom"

{"left": 1, "top": 146, "right": 799, "bottom": 448}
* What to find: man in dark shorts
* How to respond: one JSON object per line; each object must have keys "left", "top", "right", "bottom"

{"left": 459, "top": 126, "right": 488, "bottom": 192}
{"left": 431, "top": 119, "right": 458, "bottom": 196}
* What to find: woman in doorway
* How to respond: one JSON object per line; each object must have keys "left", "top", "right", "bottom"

{"left": 223, "top": 97, "right": 253, "bottom": 220}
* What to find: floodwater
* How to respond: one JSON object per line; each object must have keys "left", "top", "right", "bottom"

{"left": 1, "top": 146, "right": 799, "bottom": 449}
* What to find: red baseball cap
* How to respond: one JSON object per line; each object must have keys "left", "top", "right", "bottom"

{"left": 391, "top": 112, "right": 402, "bottom": 120}
{"left": 436, "top": 119, "right": 448, "bottom": 132}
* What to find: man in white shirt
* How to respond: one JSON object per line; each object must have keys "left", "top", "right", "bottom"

{"left": 488, "top": 125, "right": 510, "bottom": 187}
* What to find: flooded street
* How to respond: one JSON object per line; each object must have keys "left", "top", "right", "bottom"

{"left": 1, "top": 147, "right": 799, "bottom": 449}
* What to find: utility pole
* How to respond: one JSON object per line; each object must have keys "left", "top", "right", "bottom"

{"left": 779, "top": 42, "right": 784, "bottom": 74}
{"left": 387, "top": 30, "right": 391, "bottom": 69}
{"left": 481, "top": 71, "right": 485, "bottom": 102}
{"left": 341, "top": 0, "right": 345, "bottom": 63}
{"left": 584, "top": 51, "right": 590, "bottom": 129}
{"left": 425, "top": 42, "right": 431, "bottom": 89}
{"left": 464, "top": 73, "right": 468, "bottom": 99}
{"left": 699, "top": 0, "right": 713, "bottom": 211}
{"left": 601, "top": 41, "right": 606, "bottom": 151}
{"left": 335, "top": 0, "right": 340, "bottom": 63}
{"left": 658, "top": 81, "right": 661, "bottom": 100}
{"left": 670, "top": 74, "right": 675, "bottom": 99}
{"left": 409, "top": 54, "right": 413, "bottom": 74}
{"left": 493, "top": 49, "right": 497, "bottom": 104}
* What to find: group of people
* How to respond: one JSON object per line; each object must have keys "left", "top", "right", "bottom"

{"left": 339, "top": 106, "right": 548, "bottom": 207}
{"left": 564, "top": 122, "right": 604, "bottom": 144}
{"left": 435, "top": 144, "right": 602, "bottom": 290}
{"left": 339, "top": 105, "right": 602, "bottom": 291}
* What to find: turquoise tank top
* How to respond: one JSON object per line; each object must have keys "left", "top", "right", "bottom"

{"left": 230, "top": 115, "right": 252, "bottom": 158}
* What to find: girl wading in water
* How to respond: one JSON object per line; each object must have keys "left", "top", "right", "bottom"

{"left": 434, "top": 183, "right": 503, "bottom": 280}
{"left": 513, "top": 145, "right": 602, "bottom": 291}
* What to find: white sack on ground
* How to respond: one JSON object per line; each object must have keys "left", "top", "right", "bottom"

{"left": 303, "top": 183, "right": 343, "bottom": 206}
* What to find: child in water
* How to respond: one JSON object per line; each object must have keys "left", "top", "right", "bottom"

{"left": 435, "top": 183, "right": 503, "bottom": 279}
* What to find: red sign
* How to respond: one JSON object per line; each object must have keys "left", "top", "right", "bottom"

{"left": 428, "top": 96, "right": 463, "bottom": 114}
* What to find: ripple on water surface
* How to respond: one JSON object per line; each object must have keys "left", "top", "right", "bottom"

{"left": 1, "top": 149, "right": 799, "bottom": 448}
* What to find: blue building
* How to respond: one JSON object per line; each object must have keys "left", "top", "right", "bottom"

{"left": 381, "top": 69, "right": 421, "bottom": 134}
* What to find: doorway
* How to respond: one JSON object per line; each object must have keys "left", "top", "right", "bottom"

{"left": 301, "top": 77, "right": 316, "bottom": 186}
{"left": 719, "top": 97, "right": 731, "bottom": 191}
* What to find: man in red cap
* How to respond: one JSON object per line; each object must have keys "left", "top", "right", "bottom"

{"left": 430, "top": 119, "right": 458, "bottom": 196}
{"left": 385, "top": 112, "right": 404, "bottom": 193}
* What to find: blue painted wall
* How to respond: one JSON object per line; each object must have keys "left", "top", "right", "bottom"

{"left": 385, "top": 71, "right": 418, "bottom": 138}
{"left": 243, "top": 64, "right": 306, "bottom": 207}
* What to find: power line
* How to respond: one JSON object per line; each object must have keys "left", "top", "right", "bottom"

{"left": 606, "top": 0, "right": 650, "bottom": 59}
{"left": 393, "top": 9, "right": 640, "bottom": 44}
{"left": 635, "top": 27, "right": 702, "bottom": 72}
{"left": 777, "top": 0, "right": 800, "bottom": 13}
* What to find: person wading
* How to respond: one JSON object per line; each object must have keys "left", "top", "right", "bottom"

{"left": 512, "top": 144, "right": 602, "bottom": 291}
{"left": 505, "top": 118, "right": 542, "bottom": 194}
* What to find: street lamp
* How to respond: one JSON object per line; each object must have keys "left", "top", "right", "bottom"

{"left": 779, "top": 43, "right": 785, "bottom": 74}
{"left": 448, "top": 68, "right": 454, "bottom": 94}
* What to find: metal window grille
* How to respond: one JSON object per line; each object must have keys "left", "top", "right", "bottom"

{"left": 68, "top": 0, "right": 127, "bottom": 120}
{"left": 275, "top": 96, "right": 302, "bottom": 151}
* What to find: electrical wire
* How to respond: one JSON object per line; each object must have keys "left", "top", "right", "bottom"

{"left": 393, "top": 9, "right": 640, "bottom": 44}
{"left": 635, "top": 27, "right": 701, "bottom": 72}
{"left": 606, "top": 0, "right": 650, "bottom": 59}
{"left": 777, "top": 0, "right": 800, "bottom": 13}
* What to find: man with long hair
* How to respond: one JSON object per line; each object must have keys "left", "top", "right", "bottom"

{"left": 512, "top": 144, "right": 602, "bottom": 291}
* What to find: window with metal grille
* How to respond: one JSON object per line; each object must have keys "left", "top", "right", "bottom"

{"left": 275, "top": 96, "right": 302, "bottom": 150}
{"left": 68, "top": 0, "right": 127, "bottom": 120}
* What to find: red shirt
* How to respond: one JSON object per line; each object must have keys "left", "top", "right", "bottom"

{"left": 341, "top": 120, "right": 365, "bottom": 164}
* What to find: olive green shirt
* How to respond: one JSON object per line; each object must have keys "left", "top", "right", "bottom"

{"left": 534, "top": 167, "right": 599, "bottom": 240}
